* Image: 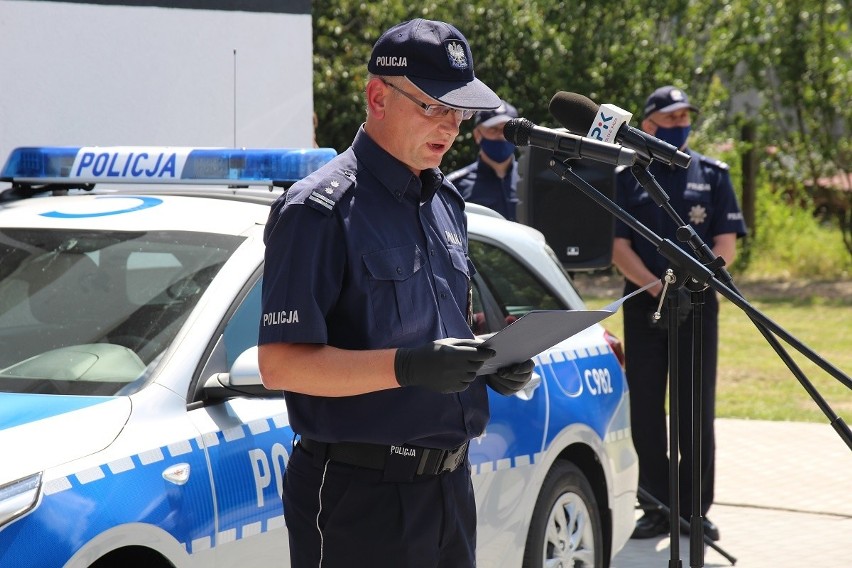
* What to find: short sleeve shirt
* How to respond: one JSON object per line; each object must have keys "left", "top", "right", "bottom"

{"left": 259, "top": 126, "right": 487, "bottom": 448}
{"left": 449, "top": 157, "right": 519, "bottom": 221}
{"left": 615, "top": 149, "right": 747, "bottom": 290}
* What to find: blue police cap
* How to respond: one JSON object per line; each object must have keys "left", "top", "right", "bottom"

{"left": 643, "top": 85, "right": 700, "bottom": 118}
{"left": 368, "top": 19, "right": 501, "bottom": 111}
{"left": 474, "top": 99, "right": 519, "bottom": 128}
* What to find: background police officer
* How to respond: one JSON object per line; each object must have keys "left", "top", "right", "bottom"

{"left": 258, "top": 19, "right": 534, "bottom": 568}
{"left": 448, "top": 99, "right": 520, "bottom": 220}
{"left": 612, "top": 85, "right": 747, "bottom": 542}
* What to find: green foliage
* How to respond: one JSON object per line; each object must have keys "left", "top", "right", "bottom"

{"left": 312, "top": 0, "right": 726, "bottom": 170}
{"left": 721, "top": 0, "right": 852, "bottom": 256}
{"left": 738, "top": 183, "right": 852, "bottom": 279}
{"left": 312, "top": 0, "right": 852, "bottom": 272}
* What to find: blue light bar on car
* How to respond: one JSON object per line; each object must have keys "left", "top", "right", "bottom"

{"left": 0, "top": 146, "right": 337, "bottom": 186}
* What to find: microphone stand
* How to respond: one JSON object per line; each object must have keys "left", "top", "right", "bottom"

{"left": 631, "top": 158, "right": 852, "bottom": 564}
{"left": 664, "top": 268, "right": 686, "bottom": 568}
{"left": 631, "top": 160, "right": 720, "bottom": 566}
{"left": 546, "top": 156, "right": 852, "bottom": 568}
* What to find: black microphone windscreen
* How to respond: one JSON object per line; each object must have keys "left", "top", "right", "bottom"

{"left": 549, "top": 92, "right": 599, "bottom": 133}
{"left": 502, "top": 118, "right": 533, "bottom": 146}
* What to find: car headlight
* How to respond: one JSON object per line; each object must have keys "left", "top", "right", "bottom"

{"left": 0, "top": 472, "right": 42, "bottom": 529}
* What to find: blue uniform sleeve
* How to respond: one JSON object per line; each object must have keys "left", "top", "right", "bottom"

{"left": 259, "top": 198, "right": 345, "bottom": 346}
{"left": 453, "top": 174, "right": 474, "bottom": 201}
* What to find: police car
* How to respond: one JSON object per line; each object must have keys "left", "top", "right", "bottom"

{"left": 0, "top": 146, "right": 637, "bottom": 568}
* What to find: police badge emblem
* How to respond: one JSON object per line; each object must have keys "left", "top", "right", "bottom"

{"left": 689, "top": 204, "right": 707, "bottom": 225}
{"left": 445, "top": 41, "right": 468, "bottom": 70}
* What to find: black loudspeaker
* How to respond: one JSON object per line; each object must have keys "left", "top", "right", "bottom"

{"left": 516, "top": 145, "right": 616, "bottom": 270}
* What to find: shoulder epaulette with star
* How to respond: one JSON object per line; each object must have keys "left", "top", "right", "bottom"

{"left": 698, "top": 154, "right": 730, "bottom": 170}
{"left": 446, "top": 163, "right": 476, "bottom": 183}
{"left": 301, "top": 168, "right": 357, "bottom": 216}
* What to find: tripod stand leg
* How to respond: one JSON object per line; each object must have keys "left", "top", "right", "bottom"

{"left": 636, "top": 487, "right": 738, "bottom": 565}
{"left": 691, "top": 290, "right": 705, "bottom": 567}
{"left": 666, "top": 292, "right": 682, "bottom": 567}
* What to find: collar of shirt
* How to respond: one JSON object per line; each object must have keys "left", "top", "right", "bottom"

{"left": 352, "top": 125, "right": 446, "bottom": 204}
{"left": 419, "top": 168, "right": 443, "bottom": 202}
{"left": 476, "top": 155, "right": 515, "bottom": 181}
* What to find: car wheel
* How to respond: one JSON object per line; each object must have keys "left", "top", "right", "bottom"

{"left": 523, "top": 461, "right": 603, "bottom": 568}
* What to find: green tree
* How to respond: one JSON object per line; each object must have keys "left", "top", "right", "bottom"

{"left": 312, "top": 0, "right": 852, "bottom": 266}
{"left": 313, "top": 1, "right": 725, "bottom": 169}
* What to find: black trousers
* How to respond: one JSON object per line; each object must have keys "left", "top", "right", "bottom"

{"left": 282, "top": 442, "right": 477, "bottom": 568}
{"left": 623, "top": 288, "right": 718, "bottom": 517}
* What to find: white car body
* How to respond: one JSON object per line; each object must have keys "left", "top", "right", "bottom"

{"left": 0, "top": 147, "right": 637, "bottom": 568}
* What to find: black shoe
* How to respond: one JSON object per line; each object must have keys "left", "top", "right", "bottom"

{"left": 631, "top": 511, "right": 670, "bottom": 539}
{"left": 679, "top": 517, "right": 720, "bottom": 541}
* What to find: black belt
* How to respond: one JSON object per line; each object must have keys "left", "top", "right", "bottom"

{"left": 299, "top": 437, "right": 469, "bottom": 481}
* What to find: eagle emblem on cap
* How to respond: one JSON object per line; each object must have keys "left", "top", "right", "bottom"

{"left": 446, "top": 41, "right": 468, "bottom": 70}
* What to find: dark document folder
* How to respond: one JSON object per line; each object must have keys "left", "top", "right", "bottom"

{"left": 477, "top": 283, "right": 653, "bottom": 375}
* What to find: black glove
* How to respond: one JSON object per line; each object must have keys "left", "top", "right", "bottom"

{"left": 395, "top": 338, "right": 495, "bottom": 394}
{"left": 486, "top": 359, "right": 536, "bottom": 396}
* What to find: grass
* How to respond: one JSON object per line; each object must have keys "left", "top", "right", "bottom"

{"left": 716, "top": 295, "right": 852, "bottom": 422}
{"left": 584, "top": 288, "right": 852, "bottom": 424}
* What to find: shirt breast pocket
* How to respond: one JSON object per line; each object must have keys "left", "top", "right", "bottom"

{"left": 683, "top": 189, "right": 714, "bottom": 227}
{"left": 363, "top": 245, "right": 431, "bottom": 340}
{"left": 625, "top": 190, "right": 658, "bottom": 227}
{"left": 446, "top": 245, "right": 472, "bottom": 300}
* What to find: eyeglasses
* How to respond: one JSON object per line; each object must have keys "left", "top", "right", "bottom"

{"left": 381, "top": 79, "right": 475, "bottom": 121}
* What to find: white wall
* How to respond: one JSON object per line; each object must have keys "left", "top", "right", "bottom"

{"left": 0, "top": 0, "right": 315, "bottom": 165}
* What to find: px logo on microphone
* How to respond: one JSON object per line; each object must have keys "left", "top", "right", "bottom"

{"left": 587, "top": 104, "right": 632, "bottom": 144}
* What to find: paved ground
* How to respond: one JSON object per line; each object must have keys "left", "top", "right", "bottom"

{"left": 611, "top": 418, "right": 852, "bottom": 567}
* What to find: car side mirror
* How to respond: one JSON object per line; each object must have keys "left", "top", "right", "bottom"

{"left": 202, "top": 345, "right": 274, "bottom": 401}
{"left": 229, "top": 345, "right": 262, "bottom": 386}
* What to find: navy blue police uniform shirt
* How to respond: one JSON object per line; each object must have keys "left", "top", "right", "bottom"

{"left": 615, "top": 149, "right": 747, "bottom": 292}
{"left": 259, "top": 126, "right": 487, "bottom": 450}
{"left": 449, "top": 157, "right": 519, "bottom": 221}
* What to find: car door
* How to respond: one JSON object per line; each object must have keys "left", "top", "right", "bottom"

{"left": 187, "top": 277, "right": 292, "bottom": 567}
{"left": 467, "top": 237, "right": 557, "bottom": 561}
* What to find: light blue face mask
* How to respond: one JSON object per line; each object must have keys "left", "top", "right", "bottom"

{"left": 653, "top": 125, "right": 691, "bottom": 150}
{"left": 480, "top": 138, "right": 516, "bottom": 162}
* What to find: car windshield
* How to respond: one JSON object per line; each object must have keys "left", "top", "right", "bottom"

{"left": 0, "top": 228, "right": 243, "bottom": 395}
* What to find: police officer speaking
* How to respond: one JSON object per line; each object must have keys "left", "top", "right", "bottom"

{"left": 612, "top": 85, "right": 748, "bottom": 542}
{"left": 258, "top": 19, "right": 534, "bottom": 568}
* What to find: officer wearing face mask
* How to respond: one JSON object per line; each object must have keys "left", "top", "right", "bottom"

{"left": 613, "top": 85, "right": 747, "bottom": 543}
{"left": 448, "top": 100, "right": 520, "bottom": 221}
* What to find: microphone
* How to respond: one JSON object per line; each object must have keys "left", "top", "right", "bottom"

{"left": 503, "top": 117, "right": 636, "bottom": 167}
{"left": 549, "top": 92, "right": 692, "bottom": 168}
